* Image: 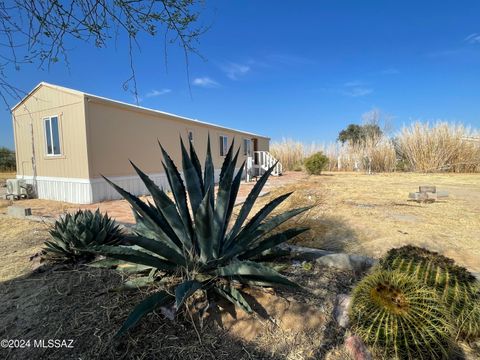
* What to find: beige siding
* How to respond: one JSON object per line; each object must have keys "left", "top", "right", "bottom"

{"left": 86, "top": 98, "right": 269, "bottom": 177}
{"left": 13, "top": 85, "right": 89, "bottom": 179}
{"left": 256, "top": 137, "right": 269, "bottom": 152}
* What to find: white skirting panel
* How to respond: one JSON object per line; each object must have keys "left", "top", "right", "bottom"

{"left": 18, "top": 168, "right": 232, "bottom": 204}
{"left": 18, "top": 175, "right": 93, "bottom": 204}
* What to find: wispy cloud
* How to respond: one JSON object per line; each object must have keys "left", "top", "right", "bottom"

{"left": 193, "top": 77, "right": 220, "bottom": 88}
{"left": 465, "top": 33, "right": 480, "bottom": 44}
{"left": 321, "top": 81, "right": 374, "bottom": 98}
{"left": 146, "top": 88, "right": 171, "bottom": 97}
{"left": 343, "top": 87, "right": 374, "bottom": 97}
{"left": 342, "top": 81, "right": 373, "bottom": 97}
{"left": 221, "top": 62, "right": 251, "bottom": 80}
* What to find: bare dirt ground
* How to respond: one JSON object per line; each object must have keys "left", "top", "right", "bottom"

{"left": 0, "top": 216, "right": 359, "bottom": 359}
{"left": 1, "top": 171, "right": 480, "bottom": 359}
{"left": 254, "top": 171, "right": 480, "bottom": 273}
{"left": 3, "top": 171, "right": 479, "bottom": 273}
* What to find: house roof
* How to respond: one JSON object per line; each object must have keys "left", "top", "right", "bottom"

{"left": 12, "top": 82, "right": 270, "bottom": 139}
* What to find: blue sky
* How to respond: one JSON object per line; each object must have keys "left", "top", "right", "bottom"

{"left": 2, "top": 0, "right": 480, "bottom": 149}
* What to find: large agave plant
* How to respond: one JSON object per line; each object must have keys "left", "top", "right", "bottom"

{"left": 44, "top": 209, "right": 125, "bottom": 262}
{"left": 94, "top": 137, "right": 310, "bottom": 336}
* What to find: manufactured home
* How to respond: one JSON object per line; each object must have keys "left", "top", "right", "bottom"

{"left": 12, "top": 82, "right": 282, "bottom": 204}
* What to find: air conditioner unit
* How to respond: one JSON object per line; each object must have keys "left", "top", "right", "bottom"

{"left": 6, "top": 179, "right": 28, "bottom": 197}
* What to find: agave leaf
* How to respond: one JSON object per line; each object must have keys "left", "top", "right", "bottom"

{"left": 238, "top": 227, "right": 309, "bottom": 260}
{"left": 90, "top": 245, "right": 176, "bottom": 272}
{"left": 215, "top": 260, "right": 299, "bottom": 288}
{"left": 159, "top": 142, "right": 194, "bottom": 239}
{"left": 203, "top": 134, "right": 215, "bottom": 207}
{"left": 213, "top": 148, "right": 240, "bottom": 256}
{"left": 116, "top": 290, "right": 173, "bottom": 337}
{"left": 195, "top": 187, "right": 215, "bottom": 262}
{"left": 102, "top": 176, "right": 169, "bottom": 239}
{"left": 237, "top": 192, "right": 293, "bottom": 240}
{"left": 128, "top": 161, "right": 188, "bottom": 249}
{"left": 188, "top": 138, "right": 204, "bottom": 194}
{"left": 45, "top": 239, "right": 70, "bottom": 253}
{"left": 219, "top": 138, "right": 235, "bottom": 181}
{"left": 118, "top": 276, "right": 156, "bottom": 291}
{"left": 214, "top": 285, "right": 253, "bottom": 313}
{"left": 180, "top": 137, "right": 204, "bottom": 215}
{"left": 227, "top": 277, "right": 285, "bottom": 288}
{"left": 226, "top": 206, "right": 312, "bottom": 257}
{"left": 127, "top": 236, "right": 186, "bottom": 266}
{"left": 88, "top": 258, "right": 126, "bottom": 268}
{"left": 115, "top": 263, "right": 154, "bottom": 274}
{"left": 174, "top": 280, "right": 203, "bottom": 310}
{"left": 89, "top": 257, "right": 153, "bottom": 274}
{"left": 225, "top": 161, "right": 245, "bottom": 218}
{"left": 225, "top": 162, "right": 278, "bottom": 246}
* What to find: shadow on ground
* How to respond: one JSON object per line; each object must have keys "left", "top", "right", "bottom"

{"left": 0, "top": 266, "right": 275, "bottom": 360}
{"left": 285, "top": 214, "right": 359, "bottom": 253}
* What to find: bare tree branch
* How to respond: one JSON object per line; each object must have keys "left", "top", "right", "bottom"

{"left": 0, "top": 0, "right": 206, "bottom": 107}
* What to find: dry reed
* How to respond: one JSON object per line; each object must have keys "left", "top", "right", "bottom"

{"left": 396, "top": 122, "right": 480, "bottom": 172}
{"left": 270, "top": 122, "right": 480, "bottom": 173}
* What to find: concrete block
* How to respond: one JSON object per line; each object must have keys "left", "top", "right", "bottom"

{"left": 7, "top": 206, "right": 32, "bottom": 218}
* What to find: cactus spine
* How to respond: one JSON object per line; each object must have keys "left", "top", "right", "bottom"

{"left": 350, "top": 270, "right": 453, "bottom": 359}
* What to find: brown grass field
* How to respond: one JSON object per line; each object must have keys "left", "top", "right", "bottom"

{"left": 254, "top": 171, "right": 480, "bottom": 273}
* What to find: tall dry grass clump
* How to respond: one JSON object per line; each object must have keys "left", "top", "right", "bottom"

{"left": 331, "top": 138, "right": 396, "bottom": 173}
{"left": 270, "top": 139, "right": 309, "bottom": 171}
{"left": 396, "top": 122, "right": 480, "bottom": 172}
{"left": 270, "top": 137, "right": 397, "bottom": 172}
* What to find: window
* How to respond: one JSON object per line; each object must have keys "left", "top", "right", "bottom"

{"left": 219, "top": 135, "right": 228, "bottom": 156}
{"left": 244, "top": 138, "right": 252, "bottom": 156}
{"left": 188, "top": 130, "right": 194, "bottom": 143}
{"left": 44, "top": 116, "right": 61, "bottom": 156}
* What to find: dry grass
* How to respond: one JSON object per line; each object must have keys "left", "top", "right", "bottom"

{"left": 271, "top": 122, "right": 480, "bottom": 173}
{"left": 0, "top": 171, "right": 15, "bottom": 180}
{"left": 1, "top": 170, "right": 480, "bottom": 359}
{"left": 0, "top": 215, "right": 49, "bottom": 281}
{"left": 270, "top": 138, "right": 308, "bottom": 171}
{"left": 0, "top": 213, "right": 359, "bottom": 359}
{"left": 397, "top": 121, "right": 480, "bottom": 172}
{"left": 253, "top": 171, "right": 480, "bottom": 273}
{"left": 270, "top": 137, "right": 398, "bottom": 173}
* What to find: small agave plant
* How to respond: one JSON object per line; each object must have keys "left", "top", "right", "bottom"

{"left": 44, "top": 209, "right": 124, "bottom": 262}
{"left": 94, "top": 137, "right": 311, "bottom": 336}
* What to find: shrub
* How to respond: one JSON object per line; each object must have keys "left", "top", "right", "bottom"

{"left": 350, "top": 269, "right": 453, "bottom": 359}
{"left": 44, "top": 209, "right": 125, "bottom": 262}
{"left": 304, "top": 152, "right": 329, "bottom": 175}
{"left": 93, "top": 137, "right": 310, "bottom": 336}
{"left": 381, "top": 245, "right": 480, "bottom": 340}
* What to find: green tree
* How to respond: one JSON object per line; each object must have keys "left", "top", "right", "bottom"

{"left": 338, "top": 124, "right": 364, "bottom": 145}
{"left": 0, "top": 147, "right": 15, "bottom": 171}
{"left": 337, "top": 123, "right": 383, "bottom": 145}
